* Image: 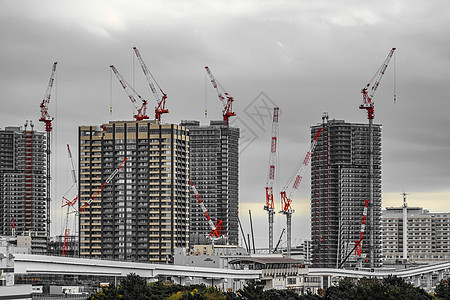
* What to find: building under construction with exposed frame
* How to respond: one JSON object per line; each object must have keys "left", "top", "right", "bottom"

{"left": 181, "top": 120, "right": 239, "bottom": 246}
{"left": 0, "top": 123, "right": 48, "bottom": 254}
{"left": 310, "top": 116, "right": 382, "bottom": 269}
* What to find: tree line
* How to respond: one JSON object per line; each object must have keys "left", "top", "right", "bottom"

{"left": 90, "top": 273, "right": 450, "bottom": 300}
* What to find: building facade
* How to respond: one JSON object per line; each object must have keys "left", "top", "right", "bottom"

{"left": 180, "top": 120, "right": 239, "bottom": 246}
{"left": 310, "top": 116, "right": 382, "bottom": 268}
{"left": 0, "top": 123, "right": 47, "bottom": 254}
{"left": 78, "top": 120, "right": 189, "bottom": 263}
{"left": 382, "top": 207, "right": 450, "bottom": 264}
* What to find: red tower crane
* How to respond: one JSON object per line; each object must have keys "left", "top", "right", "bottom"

{"left": 133, "top": 47, "right": 168, "bottom": 122}
{"left": 360, "top": 48, "right": 396, "bottom": 120}
{"left": 280, "top": 128, "right": 322, "bottom": 256}
{"left": 79, "top": 158, "right": 127, "bottom": 213}
{"left": 205, "top": 66, "right": 236, "bottom": 126}
{"left": 61, "top": 144, "right": 78, "bottom": 257}
{"left": 39, "top": 61, "right": 57, "bottom": 238}
{"left": 62, "top": 144, "right": 78, "bottom": 208}
{"left": 359, "top": 47, "right": 396, "bottom": 268}
{"left": 189, "top": 179, "right": 225, "bottom": 240}
{"left": 110, "top": 65, "right": 149, "bottom": 121}
{"left": 39, "top": 62, "right": 58, "bottom": 132}
{"left": 264, "top": 107, "right": 280, "bottom": 253}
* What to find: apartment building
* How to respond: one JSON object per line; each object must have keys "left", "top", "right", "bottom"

{"left": 310, "top": 116, "right": 382, "bottom": 268}
{"left": 180, "top": 120, "right": 239, "bottom": 246}
{"left": 382, "top": 207, "right": 450, "bottom": 264}
{"left": 78, "top": 120, "right": 189, "bottom": 263}
{"left": 0, "top": 123, "right": 47, "bottom": 254}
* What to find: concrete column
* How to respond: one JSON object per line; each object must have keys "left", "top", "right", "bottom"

{"left": 426, "top": 273, "right": 432, "bottom": 291}
{"left": 413, "top": 275, "right": 420, "bottom": 287}
{"left": 438, "top": 271, "right": 444, "bottom": 282}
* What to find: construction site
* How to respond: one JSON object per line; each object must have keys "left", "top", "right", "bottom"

{"left": 2, "top": 45, "right": 450, "bottom": 296}
{"left": 1, "top": 47, "right": 397, "bottom": 263}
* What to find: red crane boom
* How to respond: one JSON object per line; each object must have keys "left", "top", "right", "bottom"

{"left": 79, "top": 158, "right": 127, "bottom": 213}
{"left": 205, "top": 66, "right": 236, "bottom": 126}
{"left": 355, "top": 199, "right": 370, "bottom": 256}
{"left": 279, "top": 128, "right": 322, "bottom": 256}
{"left": 39, "top": 62, "right": 58, "bottom": 132}
{"left": 280, "top": 128, "right": 322, "bottom": 213}
{"left": 189, "top": 179, "right": 224, "bottom": 239}
{"left": 133, "top": 47, "right": 168, "bottom": 121}
{"left": 360, "top": 48, "right": 396, "bottom": 119}
{"left": 110, "top": 65, "right": 149, "bottom": 121}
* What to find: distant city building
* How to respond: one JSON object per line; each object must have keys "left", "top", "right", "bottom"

{"left": 78, "top": 120, "right": 189, "bottom": 263}
{"left": 0, "top": 123, "right": 47, "bottom": 255}
{"left": 382, "top": 207, "right": 450, "bottom": 264}
{"left": 310, "top": 116, "right": 382, "bottom": 268}
{"left": 285, "top": 241, "right": 312, "bottom": 266}
{"left": 48, "top": 235, "right": 78, "bottom": 257}
{"left": 180, "top": 120, "right": 239, "bottom": 246}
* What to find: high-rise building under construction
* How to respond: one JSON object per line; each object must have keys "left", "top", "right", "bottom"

{"left": 78, "top": 120, "right": 189, "bottom": 263}
{"left": 181, "top": 120, "right": 239, "bottom": 246}
{"left": 0, "top": 122, "right": 48, "bottom": 254}
{"left": 310, "top": 116, "right": 382, "bottom": 268}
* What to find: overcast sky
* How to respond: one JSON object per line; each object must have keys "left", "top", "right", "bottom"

{"left": 1, "top": 0, "right": 449, "bottom": 249}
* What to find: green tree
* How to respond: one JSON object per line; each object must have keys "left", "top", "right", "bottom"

{"left": 381, "top": 275, "right": 431, "bottom": 300}
{"left": 118, "top": 273, "right": 152, "bottom": 300}
{"left": 237, "top": 281, "right": 264, "bottom": 300}
{"left": 323, "top": 276, "right": 431, "bottom": 300}
{"left": 435, "top": 277, "right": 450, "bottom": 300}
{"left": 263, "top": 289, "right": 301, "bottom": 299}
{"left": 90, "top": 284, "right": 120, "bottom": 300}
{"left": 148, "top": 281, "right": 185, "bottom": 299}
{"left": 324, "top": 277, "right": 358, "bottom": 300}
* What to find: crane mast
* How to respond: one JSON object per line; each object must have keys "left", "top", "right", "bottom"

{"left": 62, "top": 144, "right": 78, "bottom": 257}
{"left": 280, "top": 128, "right": 322, "bottom": 256}
{"left": 204, "top": 66, "right": 236, "bottom": 126}
{"left": 79, "top": 158, "right": 127, "bottom": 213}
{"left": 133, "top": 47, "right": 168, "bottom": 121}
{"left": 189, "top": 179, "right": 224, "bottom": 240}
{"left": 359, "top": 47, "right": 396, "bottom": 268}
{"left": 264, "top": 107, "right": 279, "bottom": 253}
{"left": 110, "top": 65, "right": 149, "bottom": 121}
{"left": 39, "top": 61, "right": 57, "bottom": 240}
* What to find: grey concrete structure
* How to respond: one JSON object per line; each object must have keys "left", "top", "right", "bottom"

{"left": 310, "top": 117, "right": 382, "bottom": 268}
{"left": 181, "top": 120, "right": 239, "bottom": 246}
{"left": 78, "top": 120, "right": 189, "bottom": 264}
{"left": 10, "top": 253, "right": 261, "bottom": 293}
{"left": 0, "top": 124, "right": 47, "bottom": 254}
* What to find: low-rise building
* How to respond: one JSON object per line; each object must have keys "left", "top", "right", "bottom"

{"left": 229, "top": 256, "right": 322, "bottom": 294}
{"left": 382, "top": 207, "right": 450, "bottom": 264}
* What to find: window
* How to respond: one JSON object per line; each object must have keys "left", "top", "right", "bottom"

{"left": 287, "top": 277, "right": 297, "bottom": 285}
